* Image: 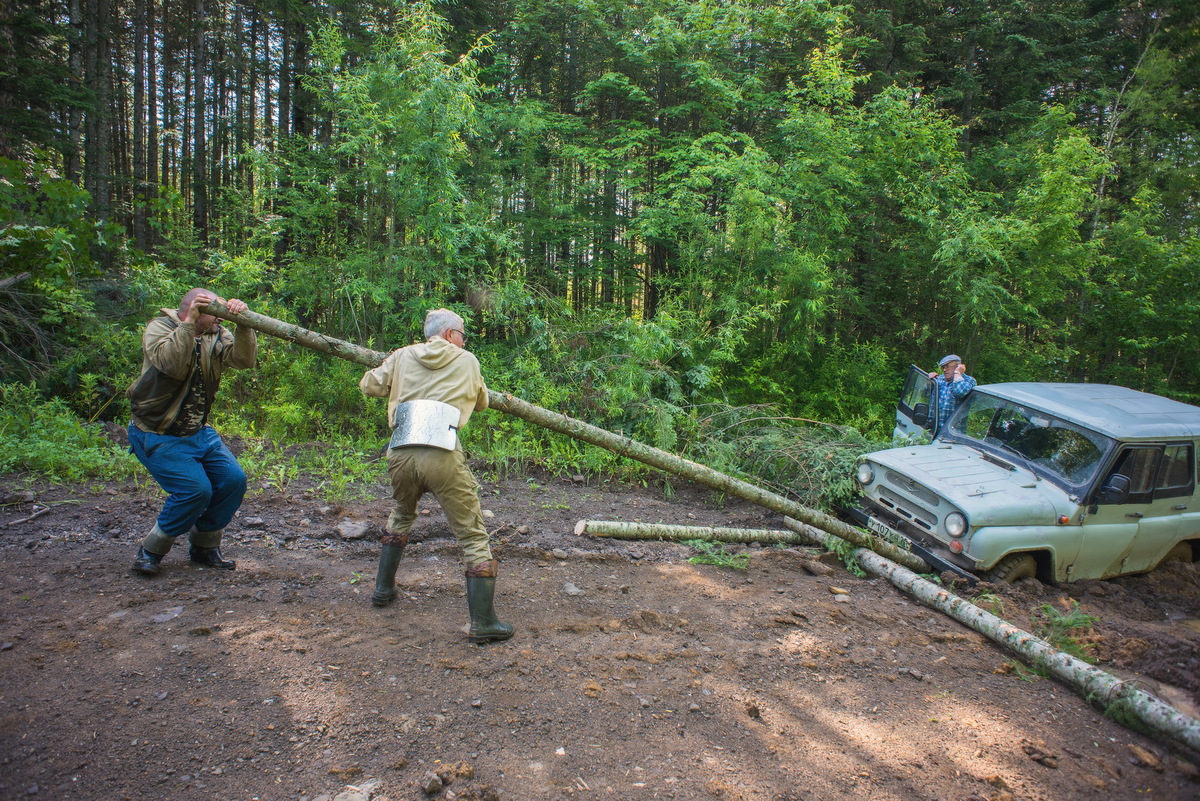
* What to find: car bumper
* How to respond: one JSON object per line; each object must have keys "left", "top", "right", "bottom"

{"left": 845, "top": 503, "right": 978, "bottom": 583}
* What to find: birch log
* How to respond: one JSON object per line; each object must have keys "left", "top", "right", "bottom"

{"left": 575, "top": 519, "right": 806, "bottom": 545}
{"left": 779, "top": 517, "right": 1200, "bottom": 754}
{"left": 199, "top": 299, "right": 389, "bottom": 367}
{"left": 199, "top": 298, "right": 929, "bottom": 574}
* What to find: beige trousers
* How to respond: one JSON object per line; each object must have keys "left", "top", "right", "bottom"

{"left": 384, "top": 446, "right": 492, "bottom": 567}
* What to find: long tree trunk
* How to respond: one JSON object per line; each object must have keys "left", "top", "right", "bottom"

{"left": 779, "top": 518, "right": 1200, "bottom": 754}
{"left": 133, "top": 0, "right": 147, "bottom": 249}
{"left": 145, "top": 0, "right": 159, "bottom": 247}
{"left": 191, "top": 0, "right": 207, "bottom": 245}
{"left": 198, "top": 300, "right": 927, "bottom": 573}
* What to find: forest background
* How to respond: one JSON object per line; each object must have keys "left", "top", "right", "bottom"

{"left": 1, "top": 0, "right": 1198, "bottom": 509}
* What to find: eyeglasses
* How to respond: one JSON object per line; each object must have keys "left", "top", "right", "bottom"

{"left": 449, "top": 329, "right": 468, "bottom": 342}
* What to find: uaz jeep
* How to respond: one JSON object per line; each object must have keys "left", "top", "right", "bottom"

{"left": 850, "top": 366, "right": 1200, "bottom": 583}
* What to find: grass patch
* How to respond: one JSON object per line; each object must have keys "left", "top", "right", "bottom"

{"left": 683, "top": 539, "right": 750, "bottom": 571}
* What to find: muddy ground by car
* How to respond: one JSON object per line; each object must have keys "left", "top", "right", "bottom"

{"left": 1, "top": 466, "right": 1198, "bottom": 801}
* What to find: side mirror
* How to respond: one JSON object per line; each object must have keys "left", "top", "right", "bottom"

{"left": 912, "top": 402, "right": 931, "bottom": 429}
{"left": 1100, "top": 474, "right": 1131, "bottom": 505}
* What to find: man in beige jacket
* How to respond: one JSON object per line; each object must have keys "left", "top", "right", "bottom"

{"left": 359, "top": 308, "right": 512, "bottom": 643}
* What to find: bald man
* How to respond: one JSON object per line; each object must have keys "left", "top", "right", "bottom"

{"left": 126, "top": 288, "right": 256, "bottom": 576}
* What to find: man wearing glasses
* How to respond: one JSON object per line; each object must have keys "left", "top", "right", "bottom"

{"left": 358, "top": 308, "right": 513, "bottom": 643}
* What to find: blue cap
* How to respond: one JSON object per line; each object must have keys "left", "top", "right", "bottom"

{"left": 938, "top": 354, "right": 961, "bottom": 367}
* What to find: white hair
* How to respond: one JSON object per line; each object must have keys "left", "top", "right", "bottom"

{"left": 424, "top": 308, "right": 464, "bottom": 339}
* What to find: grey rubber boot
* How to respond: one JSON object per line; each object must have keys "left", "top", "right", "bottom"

{"left": 189, "top": 528, "right": 235, "bottom": 570}
{"left": 372, "top": 544, "right": 405, "bottom": 607}
{"left": 132, "top": 524, "right": 175, "bottom": 576}
{"left": 465, "top": 560, "right": 514, "bottom": 643}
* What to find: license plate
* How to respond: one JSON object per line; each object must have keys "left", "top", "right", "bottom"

{"left": 866, "top": 516, "right": 895, "bottom": 537}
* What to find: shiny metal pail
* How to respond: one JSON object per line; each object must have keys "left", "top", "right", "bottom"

{"left": 388, "top": 399, "right": 459, "bottom": 451}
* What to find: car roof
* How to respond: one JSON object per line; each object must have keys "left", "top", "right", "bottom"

{"left": 975, "top": 383, "right": 1200, "bottom": 440}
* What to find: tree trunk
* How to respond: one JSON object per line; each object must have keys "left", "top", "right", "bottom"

{"left": 200, "top": 300, "right": 390, "bottom": 367}
{"left": 778, "top": 517, "right": 1200, "bottom": 754}
{"left": 485, "top": 392, "right": 926, "bottom": 571}
{"left": 145, "top": 0, "right": 159, "bottom": 246}
{"left": 133, "top": 0, "right": 147, "bottom": 250}
{"left": 576, "top": 520, "right": 805, "bottom": 546}
{"left": 198, "top": 300, "right": 927, "bottom": 574}
{"left": 192, "top": 0, "right": 207, "bottom": 245}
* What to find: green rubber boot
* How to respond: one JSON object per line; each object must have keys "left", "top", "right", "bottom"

{"left": 465, "top": 560, "right": 514, "bottom": 644}
{"left": 372, "top": 544, "right": 405, "bottom": 607}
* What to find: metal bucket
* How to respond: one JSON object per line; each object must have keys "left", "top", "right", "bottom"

{"left": 388, "top": 399, "right": 459, "bottom": 451}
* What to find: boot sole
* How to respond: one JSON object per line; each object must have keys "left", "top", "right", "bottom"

{"left": 468, "top": 630, "right": 514, "bottom": 644}
{"left": 371, "top": 593, "right": 397, "bottom": 607}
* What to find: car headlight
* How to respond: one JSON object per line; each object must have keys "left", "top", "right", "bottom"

{"left": 945, "top": 512, "right": 967, "bottom": 538}
{"left": 855, "top": 462, "right": 875, "bottom": 485}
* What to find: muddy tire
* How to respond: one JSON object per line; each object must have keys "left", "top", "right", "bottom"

{"left": 1156, "top": 542, "right": 1193, "bottom": 568}
{"left": 985, "top": 553, "right": 1038, "bottom": 583}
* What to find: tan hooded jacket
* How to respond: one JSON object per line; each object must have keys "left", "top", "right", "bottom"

{"left": 126, "top": 308, "right": 258, "bottom": 434}
{"left": 359, "top": 337, "right": 488, "bottom": 436}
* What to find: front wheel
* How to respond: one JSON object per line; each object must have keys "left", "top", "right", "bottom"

{"left": 984, "top": 553, "right": 1038, "bottom": 583}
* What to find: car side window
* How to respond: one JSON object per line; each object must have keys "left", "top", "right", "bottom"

{"left": 1101, "top": 446, "right": 1162, "bottom": 504}
{"left": 1154, "top": 443, "right": 1194, "bottom": 499}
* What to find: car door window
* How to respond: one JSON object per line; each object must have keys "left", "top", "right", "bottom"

{"left": 1154, "top": 443, "right": 1194, "bottom": 499}
{"left": 1101, "top": 446, "right": 1161, "bottom": 504}
{"left": 898, "top": 367, "right": 933, "bottom": 418}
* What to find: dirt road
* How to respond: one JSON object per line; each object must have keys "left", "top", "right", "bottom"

{"left": 1, "top": 471, "right": 1198, "bottom": 800}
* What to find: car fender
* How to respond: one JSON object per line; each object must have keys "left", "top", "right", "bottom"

{"left": 965, "top": 524, "right": 1079, "bottom": 582}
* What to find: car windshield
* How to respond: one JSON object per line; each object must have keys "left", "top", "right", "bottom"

{"left": 945, "top": 393, "right": 1113, "bottom": 488}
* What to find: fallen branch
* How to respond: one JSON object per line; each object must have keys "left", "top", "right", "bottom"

{"left": 1, "top": 505, "right": 50, "bottom": 528}
{"left": 0, "top": 272, "right": 32, "bottom": 292}
{"left": 199, "top": 299, "right": 930, "bottom": 574}
{"left": 576, "top": 519, "right": 805, "bottom": 546}
{"left": 780, "top": 516, "right": 1200, "bottom": 755}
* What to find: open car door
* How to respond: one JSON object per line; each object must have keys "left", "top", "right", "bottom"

{"left": 894, "top": 364, "right": 938, "bottom": 441}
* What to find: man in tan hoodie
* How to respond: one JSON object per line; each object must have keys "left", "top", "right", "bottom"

{"left": 359, "top": 308, "right": 512, "bottom": 643}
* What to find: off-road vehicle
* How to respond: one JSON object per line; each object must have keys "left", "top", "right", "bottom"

{"left": 849, "top": 367, "right": 1200, "bottom": 583}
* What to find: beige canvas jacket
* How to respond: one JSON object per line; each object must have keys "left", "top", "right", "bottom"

{"left": 359, "top": 338, "right": 488, "bottom": 436}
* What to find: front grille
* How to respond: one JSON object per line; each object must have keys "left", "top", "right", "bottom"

{"left": 876, "top": 487, "right": 936, "bottom": 532}
{"left": 884, "top": 470, "right": 941, "bottom": 507}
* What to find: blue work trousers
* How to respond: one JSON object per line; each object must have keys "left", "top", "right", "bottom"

{"left": 128, "top": 424, "right": 247, "bottom": 538}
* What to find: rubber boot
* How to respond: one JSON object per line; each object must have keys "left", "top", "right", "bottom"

{"left": 372, "top": 544, "right": 405, "bottom": 607}
{"left": 132, "top": 524, "right": 174, "bottom": 576}
{"left": 189, "top": 528, "right": 236, "bottom": 570}
{"left": 465, "top": 560, "right": 514, "bottom": 643}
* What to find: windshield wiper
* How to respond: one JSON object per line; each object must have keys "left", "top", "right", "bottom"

{"left": 993, "top": 440, "right": 1039, "bottom": 477}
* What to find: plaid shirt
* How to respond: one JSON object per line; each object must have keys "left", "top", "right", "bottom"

{"left": 933, "top": 373, "right": 976, "bottom": 433}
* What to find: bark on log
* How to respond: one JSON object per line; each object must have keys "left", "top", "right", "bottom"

{"left": 575, "top": 519, "right": 806, "bottom": 545}
{"left": 0, "top": 272, "right": 32, "bottom": 292}
{"left": 200, "top": 299, "right": 389, "bottom": 367}
{"left": 199, "top": 298, "right": 929, "bottom": 575}
{"left": 780, "top": 517, "right": 1200, "bottom": 754}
